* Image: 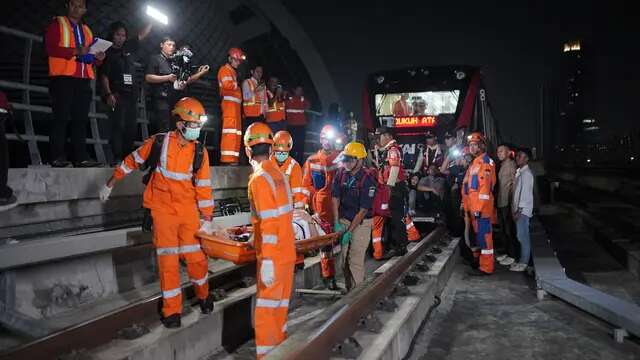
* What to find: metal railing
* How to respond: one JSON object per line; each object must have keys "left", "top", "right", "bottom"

{"left": 0, "top": 25, "right": 217, "bottom": 166}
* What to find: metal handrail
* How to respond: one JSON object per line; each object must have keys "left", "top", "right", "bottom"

{"left": 0, "top": 25, "right": 219, "bottom": 166}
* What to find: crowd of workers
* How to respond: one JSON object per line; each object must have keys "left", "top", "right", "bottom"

{"left": 0, "top": 1, "right": 536, "bottom": 358}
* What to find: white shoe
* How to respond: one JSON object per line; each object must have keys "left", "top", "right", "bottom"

{"left": 496, "top": 254, "right": 508, "bottom": 262}
{"left": 509, "top": 263, "right": 527, "bottom": 272}
{"left": 500, "top": 257, "right": 515, "bottom": 266}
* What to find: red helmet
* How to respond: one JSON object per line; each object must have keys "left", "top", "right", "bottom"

{"left": 228, "top": 47, "right": 246, "bottom": 61}
{"left": 320, "top": 124, "right": 337, "bottom": 140}
{"left": 466, "top": 132, "right": 485, "bottom": 144}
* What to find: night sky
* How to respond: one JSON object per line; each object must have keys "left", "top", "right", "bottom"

{"left": 283, "top": 0, "right": 638, "bottom": 147}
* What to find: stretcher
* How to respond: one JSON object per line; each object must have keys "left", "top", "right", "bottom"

{"left": 198, "top": 226, "right": 338, "bottom": 265}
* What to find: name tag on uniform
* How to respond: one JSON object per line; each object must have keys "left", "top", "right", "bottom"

{"left": 123, "top": 74, "right": 133, "bottom": 85}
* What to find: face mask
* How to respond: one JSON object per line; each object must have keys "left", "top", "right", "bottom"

{"left": 249, "top": 158, "right": 260, "bottom": 171}
{"left": 181, "top": 127, "right": 201, "bottom": 141}
{"left": 274, "top": 152, "right": 289, "bottom": 163}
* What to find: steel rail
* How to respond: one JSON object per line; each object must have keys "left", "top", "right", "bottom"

{"left": 0, "top": 262, "right": 256, "bottom": 360}
{"left": 267, "top": 226, "right": 446, "bottom": 360}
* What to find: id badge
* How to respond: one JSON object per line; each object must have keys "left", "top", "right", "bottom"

{"left": 123, "top": 74, "right": 133, "bottom": 85}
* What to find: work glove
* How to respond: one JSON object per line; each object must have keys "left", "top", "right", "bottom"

{"left": 260, "top": 259, "right": 275, "bottom": 287}
{"left": 341, "top": 231, "right": 352, "bottom": 247}
{"left": 99, "top": 185, "right": 112, "bottom": 202}
{"left": 199, "top": 220, "right": 214, "bottom": 235}
{"left": 334, "top": 222, "right": 345, "bottom": 234}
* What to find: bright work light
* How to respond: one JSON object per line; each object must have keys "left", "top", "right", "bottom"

{"left": 146, "top": 5, "right": 169, "bottom": 25}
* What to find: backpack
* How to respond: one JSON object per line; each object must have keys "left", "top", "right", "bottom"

{"left": 140, "top": 133, "right": 205, "bottom": 186}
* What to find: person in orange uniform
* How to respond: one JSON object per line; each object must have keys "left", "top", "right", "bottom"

{"left": 218, "top": 47, "right": 246, "bottom": 164}
{"left": 99, "top": 97, "right": 215, "bottom": 328}
{"left": 244, "top": 122, "right": 296, "bottom": 359}
{"left": 266, "top": 77, "right": 286, "bottom": 133}
{"left": 302, "top": 124, "right": 341, "bottom": 290}
{"left": 45, "top": 0, "right": 105, "bottom": 168}
{"left": 242, "top": 64, "right": 267, "bottom": 125}
{"left": 392, "top": 93, "right": 411, "bottom": 117}
{"left": 272, "top": 131, "right": 306, "bottom": 209}
{"left": 285, "top": 85, "right": 311, "bottom": 163}
{"left": 463, "top": 132, "right": 496, "bottom": 275}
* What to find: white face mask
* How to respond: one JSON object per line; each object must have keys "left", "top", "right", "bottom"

{"left": 249, "top": 158, "right": 260, "bottom": 171}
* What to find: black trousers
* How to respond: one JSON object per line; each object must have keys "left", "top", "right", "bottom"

{"left": 288, "top": 124, "right": 306, "bottom": 164}
{"left": 385, "top": 181, "right": 408, "bottom": 251}
{"left": 498, "top": 206, "right": 520, "bottom": 258}
{"left": 151, "top": 99, "right": 172, "bottom": 134}
{"left": 49, "top": 76, "right": 91, "bottom": 162}
{"left": 0, "top": 114, "right": 12, "bottom": 198}
{"left": 109, "top": 92, "right": 138, "bottom": 161}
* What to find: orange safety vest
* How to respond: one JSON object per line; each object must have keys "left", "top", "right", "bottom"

{"left": 266, "top": 97, "right": 286, "bottom": 123}
{"left": 272, "top": 156, "right": 306, "bottom": 209}
{"left": 242, "top": 78, "right": 266, "bottom": 117}
{"left": 48, "top": 16, "right": 95, "bottom": 79}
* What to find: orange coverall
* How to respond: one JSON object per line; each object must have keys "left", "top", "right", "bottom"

{"left": 113, "top": 131, "right": 214, "bottom": 317}
{"left": 464, "top": 152, "right": 496, "bottom": 274}
{"left": 273, "top": 156, "right": 306, "bottom": 209}
{"left": 248, "top": 160, "right": 296, "bottom": 359}
{"left": 218, "top": 63, "right": 242, "bottom": 164}
{"left": 302, "top": 149, "right": 339, "bottom": 278}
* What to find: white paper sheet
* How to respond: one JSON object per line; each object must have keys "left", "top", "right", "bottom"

{"left": 89, "top": 38, "right": 112, "bottom": 54}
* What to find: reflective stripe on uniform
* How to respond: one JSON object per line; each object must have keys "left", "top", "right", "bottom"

{"left": 163, "top": 288, "right": 181, "bottom": 299}
{"left": 256, "top": 346, "right": 275, "bottom": 355}
{"left": 220, "top": 150, "right": 240, "bottom": 157}
{"left": 223, "top": 95, "right": 241, "bottom": 103}
{"left": 132, "top": 150, "right": 144, "bottom": 164}
{"left": 481, "top": 249, "right": 494, "bottom": 255}
{"left": 198, "top": 199, "right": 214, "bottom": 208}
{"left": 263, "top": 234, "right": 278, "bottom": 244}
{"left": 301, "top": 189, "right": 311, "bottom": 196}
{"left": 286, "top": 161, "right": 295, "bottom": 177}
{"left": 258, "top": 209, "right": 279, "bottom": 219}
{"left": 256, "top": 298, "right": 290, "bottom": 308}
{"left": 156, "top": 167, "right": 192, "bottom": 181}
{"left": 180, "top": 244, "right": 201, "bottom": 253}
{"left": 406, "top": 223, "right": 414, "bottom": 230}
{"left": 381, "top": 203, "right": 389, "bottom": 210}
{"left": 191, "top": 275, "right": 208, "bottom": 286}
{"left": 294, "top": 201, "right": 305, "bottom": 208}
{"left": 310, "top": 163, "right": 325, "bottom": 171}
{"left": 236, "top": 130, "right": 242, "bottom": 135}
{"left": 373, "top": 237, "right": 382, "bottom": 243}
{"left": 479, "top": 194, "right": 490, "bottom": 200}
{"left": 196, "top": 179, "right": 211, "bottom": 187}
{"left": 221, "top": 76, "right": 233, "bottom": 82}
{"left": 58, "top": 17, "right": 71, "bottom": 47}
{"left": 258, "top": 170, "right": 277, "bottom": 194}
{"left": 291, "top": 187, "right": 304, "bottom": 193}
{"left": 156, "top": 247, "right": 180, "bottom": 255}
{"left": 120, "top": 162, "right": 132, "bottom": 174}
{"left": 285, "top": 109, "right": 305, "bottom": 113}
{"left": 222, "top": 128, "right": 238, "bottom": 134}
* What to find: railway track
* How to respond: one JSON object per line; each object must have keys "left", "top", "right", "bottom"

{"left": 0, "top": 261, "right": 256, "bottom": 360}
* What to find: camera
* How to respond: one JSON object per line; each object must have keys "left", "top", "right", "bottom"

{"left": 170, "top": 47, "right": 201, "bottom": 83}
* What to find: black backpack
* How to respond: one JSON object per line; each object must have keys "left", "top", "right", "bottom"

{"left": 140, "top": 133, "right": 206, "bottom": 186}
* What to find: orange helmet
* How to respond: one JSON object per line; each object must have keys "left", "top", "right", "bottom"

{"left": 244, "top": 122, "right": 273, "bottom": 147}
{"left": 172, "top": 97, "right": 207, "bottom": 123}
{"left": 466, "top": 132, "right": 485, "bottom": 144}
{"left": 228, "top": 47, "right": 246, "bottom": 61}
{"left": 320, "top": 124, "right": 337, "bottom": 140}
{"left": 273, "top": 131, "right": 293, "bottom": 152}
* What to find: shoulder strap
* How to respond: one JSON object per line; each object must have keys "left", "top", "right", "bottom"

{"left": 192, "top": 141, "right": 205, "bottom": 176}
{"left": 141, "top": 134, "right": 165, "bottom": 185}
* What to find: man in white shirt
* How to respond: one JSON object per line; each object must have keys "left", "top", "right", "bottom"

{"left": 510, "top": 148, "right": 534, "bottom": 272}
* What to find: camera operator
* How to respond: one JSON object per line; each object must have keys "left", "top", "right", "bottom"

{"left": 144, "top": 37, "right": 209, "bottom": 132}
{"left": 100, "top": 21, "right": 152, "bottom": 164}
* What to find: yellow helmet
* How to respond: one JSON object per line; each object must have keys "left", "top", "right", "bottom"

{"left": 343, "top": 141, "right": 367, "bottom": 159}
